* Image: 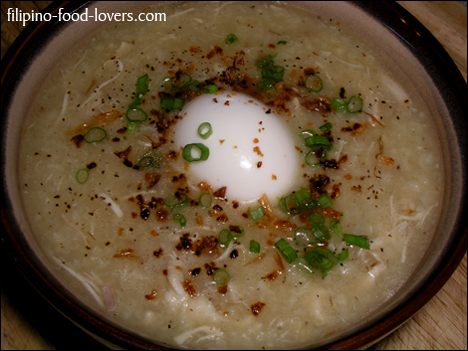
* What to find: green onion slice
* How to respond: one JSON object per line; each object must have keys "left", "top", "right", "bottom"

{"left": 197, "top": 122, "right": 213, "bottom": 139}
{"left": 337, "top": 249, "right": 349, "bottom": 261}
{"left": 305, "top": 75, "right": 323, "bottom": 92}
{"left": 293, "top": 188, "right": 311, "bottom": 203}
{"left": 319, "top": 122, "right": 333, "bottom": 132}
{"left": 229, "top": 225, "right": 244, "bottom": 240}
{"left": 126, "top": 122, "right": 140, "bottom": 135}
{"left": 331, "top": 97, "right": 347, "bottom": 110}
{"left": 173, "top": 214, "right": 187, "bottom": 228}
{"left": 172, "top": 73, "right": 192, "bottom": 89}
{"left": 182, "top": 143, "right": 209, "bottom": 162}
{"left": 249, "top": 240, "right": 261, "bottom": 254}
{"left": 218, "top": 229, "right": 232, "bottom": 248}
{"left": 317, "top": 193, "right": 333, "bottom": 208}
{"left": 344, "top": 234, "right": 370, "bottom": 249}
{"left": 225, "top": 33, "right": 238, "bottom": 45}
{"left": 161, "top": 97, "right": 184, "bottom": 111}
{"left": 279, "top": 194, "right": 301, "bottom": 215}
{"left": 83, "top": 127, "right": 107, "bottom": 143}
{"left": 213, "top": 269, "right": 230, "bottom": 286}
{"left": 277, "top": 40, "right": 287, "bottom": 45}
{"left": 329, "top": 219, "right": 344, "bottom": 238}
{"left": 76, "top": 169, "right": 89, "bottom": 184}
{"left": 264, "top": 86, "right": 278, "bottom": 99}
{"left": 256, "top": 79, "right": 274, "bottom": 91}
{"left": 198, "top": 193, "right": 212, "bottom": 208}
{"left": 138, "top": 150, "right": 162, "bottom": 169}
{"left": 308, "top": 212, "right": 325, "bottom": 224}
{"left": 129, "top": 74, "right": 149, "bottom": 108}
{"left": 275, "top": 239, "right": 298, "bottom": 264}
{"left": 295, "top": 228, "right": 316, "bottom": 247}
{"left": 204, "top": 85, "right": 218, "bottom": 94}
{"left": 164, "top": 193, "right": 189, "bottom": 211}
{"left": 305, "top": 135, "right": 332, "bottom": 151}
{"left": 346, "top": 95, "right": 363, "bottom": 113}
{"left": 261, "top": 66, "right": 284, "bottom": 81}
{"left": 311, "top": 222, "right": 331, "bottom": 240}
{"left": 162, "top": 76, "right": 173, "bottom": 91}
{"left": 305, "top": 150, "right": 322, "bottom": 167}
{"left": 126, "top": 107, "right": 147, "bottom": 123}
{"left": 249, "top": 206, "right": 265, "bottom": 221}
{"left": 257, "top": 53, "right": 277, "bottom": 68}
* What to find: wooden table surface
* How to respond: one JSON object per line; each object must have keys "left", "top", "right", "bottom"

{"left": 1, "top": 1, "right": 466, "bottom": 350}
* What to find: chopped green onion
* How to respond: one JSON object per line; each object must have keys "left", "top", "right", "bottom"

{"left": 173, "top": 214, "right": 187, "bottom": 228}
{"left": 126, "top": 107, "right": 147, "bottom": 123}
{"left": 317, "top": 193, "right": 333, "bottom": 208}
{"left": 331, "top": 97, "right": 347, "bottom": 110}
{"left": 138, "top": 150, "right": 162, "bottom": 169}
{"left": 346, "top": 95, "right": 363, "bottom": 113}
{"left": 305, "top": 75, "right": 323, "bottom": 92}
{"left": 172, "top": 73, "right": 192, "bottom": 89}
{"left": 293, "top": 188, "right": 311, "bottom": 203}
{"left": 164, "top": 192, "right": 189, "bottom": 211}
{"left": 76, "top": 169, "right": 89, "bottom": 184}
{"left": 304, "top": 248, "right": 334, "bottom": 276}
{"left": 300, "top": 197, "right": 317, "bottom": 212}
{"left": 305, "top": 149, "right": 322, "bottom": 167}
{"left": 308, "top": 213, "right": 325, "bottom": 224}
{"left": 218, "top": 229, "right": 232, "bottom": 248}
{"left": 305, "top": 135, "right": 332, "bottom": 151}
{"left": 337, "top": 249, "right": 349, "bottom": 261}
{"left": 160, "top": 97, "right": 184, "bottom": 111}
{"left": 279, "top": 194, "right": 301, "bottom": 215}
{"left": 198, "top": 122, "right": 213, "bottom": 139}
{"left": 229, "top": 225, "right": 244, "bottom": 240}
{"left": 294, "top": 228, "right": 316, "bottom": 247}
{"left": 185, "top": 79, "right": 201, "bottom": 91}
{"left": 261, "top": 65, "right": 284, "bottom": 81}
{"left": 294, "top": 257, "right": 315, "bottom": 274}
{"left": 264, "top": 86, "right": 278, "bottom": 99}
{"left": 277, "top": 40, "right": 287, "bottom": 45}
{"left": 249, "top": 206, "right": 265, "bottom": 221}
{"left": 257, "top": 54, "right": 277, "bottom": 68}
{"left": 319, "top": 122, "right": 333, "bottom": 132}
{"left": 162, "top": 76, "right": 173, "bottom": 91}
{"left": 213, "top": 269, "right": 230, "bottom": 286}
{"left": 204, "top": 85, "right": 218, "bottom": 94}
{"left": 249, "top": 240, "right": 261, "bottom": 254}
{"left": 129, "top": 74, "right": 149, "bottom": 108}
{"left": 225, "top": 33, "right": 238, "bottom": 45}
{"left": 256, "top": 79, "right": 274, "bottom": 91}
{"left": 344, "top": 234, "right": 370, "bottom": 249}
{"left": 311, "top": 223, "right": 331, "bottom": 240}
{"left": 329, "top": 219, "right": 344, "bottom": 238}
{"left": 275, "top": 239, "right": 298, "bottom": 264}
{"left": 182, "top": 143, "right": 210, "bottom": 162}
{"left": 83, "top": 127, "right": 107, "bottom": 143}
{"left": 198, "top": 193, "right": 212, "bottom": 208}
{"left": 126, "top": 122, "right": 140, "bottom": 135}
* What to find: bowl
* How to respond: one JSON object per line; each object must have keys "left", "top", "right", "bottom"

{"left": 1, "top": 1, "right": 466, "bottom": 349}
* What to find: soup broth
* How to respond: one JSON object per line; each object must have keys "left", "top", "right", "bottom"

{"left": 19, "top": 2, "right": 444, "bottom": 349}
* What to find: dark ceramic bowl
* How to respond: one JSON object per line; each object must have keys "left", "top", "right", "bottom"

{"left": 1, "top": 1, "right": 466, "bottom": 349}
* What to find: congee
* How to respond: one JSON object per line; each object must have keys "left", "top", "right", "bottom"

{"left": 19, "top": 2, "right": 444, "bottom": 349}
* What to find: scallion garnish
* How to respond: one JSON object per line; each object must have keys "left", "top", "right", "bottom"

{"left": 76, "top": 169, "right": 89, "bottom": 184}
{"left": 172, "top": 73, "right": 192, "bottom": 89}
{"left": 261, "top": 65, "right": 284, "bottom": 81}
{"left": 305, "top": 74, "right": 323, "bottom": 92}
{"left": 249, "top": 240, "right": 261, "bottom": 254}
{"left": 317, "top": 193, "right": 333, "bottom": 208}
{"left": 344, "top": 234, "right": 370, "bottom": 249}
{"left": 198, "top": 193, "right": 212, "bottom": 208}
{"left": 164, "top": 193, "right": 189, "bottom": 211}
{"left": 83, "top": 127, "right": 107, "bottom": 143}
{"left": 126, "top": 107, "right": 147, "bottom": 123}
{"left": 279, "top": 194, "right": 301, "bottom": 215}
{"left": 225, "top": 33, "right": 238, "bottom": 45}
{"left": 293, "top": 188, "right": 311, "bottom": 203}
{"left": 275, "top": 239, "right": 298, "bottom": 264}
{"left": 305, "top": 135, "right": 333, "bottom": 151}
{"left": 256, "top": 79, "right": 274, "bottom": 91}
{"left": 257, "top": 54, "right": 277, "bottom": 68}
{"left": 218, "top": 229, "right": 232, "bottom": 248}
{"left": 331, "top": 97, "right": 347, "bottom": 110}
{"left": 129, "top": 74, "right": 149, "bottom": 108}
{"left": 329, "top": 219, "right": 344, "bottom": 238}
{"left": 277, "top": 40, "right": 287, "bottom": 45}
{"left": 213, "top": 269, "right": 230, "bottom": 286}
{"left": 305, "top": 149, "right": 322, "bottom": 167}
{"left": 197, "top": 122, "right": 213, "bottom": 139}
{"left": 346, "top": 95, "right": 363, "bottom": 113}
{"left": 182, "top": 143, "right": 210, "bottom": 162}
{"left": 173, "top": 213, "right": 187, "bottom": 228}
{"left": 249, "top": 206, "right": 265, "bottom": 221}
{"left": 311, "top": 222, "right": 331, "bottom": 240}
{"left": 161, "top": 97, "right": 184, "bottom": 111}
{"left": 294, "top": 227, "right": 316, "bottom": 247}
{"left": 319, "top": 122, "right": 333, "bottom": 132}
{"left": 138, "top": 150, "right": 162, "bottom": 169}
{"left": 308, "top": 212, "right": 325, "bottom": 224}
{"left": 204, "top": 85, "right": 218, "bottom": 94}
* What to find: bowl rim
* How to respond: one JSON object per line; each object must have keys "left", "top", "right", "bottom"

{"left": 1, "top": 1, "right": 467, "bottom": 349}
